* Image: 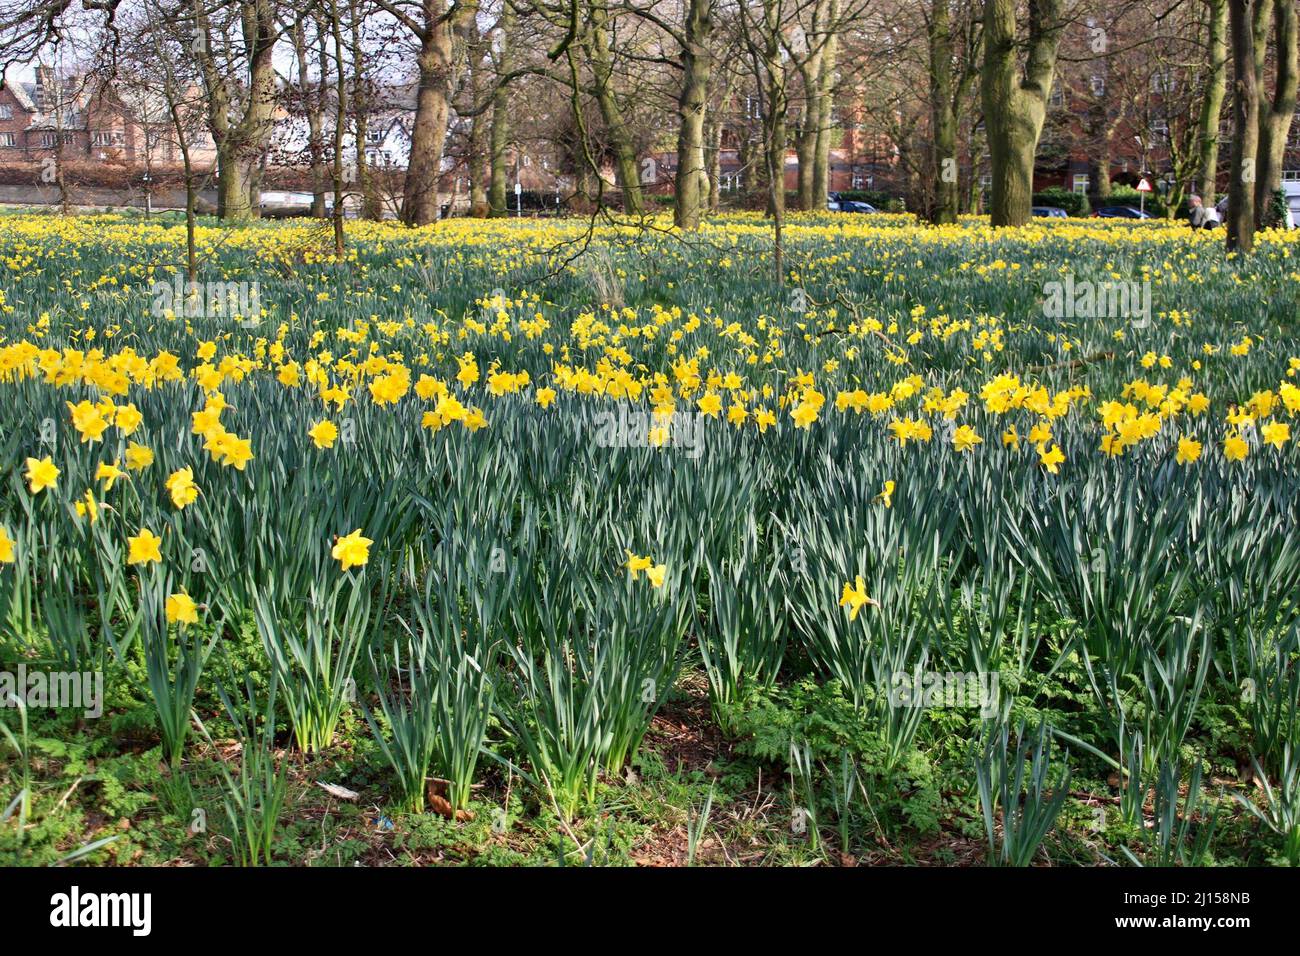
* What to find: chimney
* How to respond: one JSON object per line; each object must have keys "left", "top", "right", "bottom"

{"left": 35, "top": 65, "right": 56, "bottom": 111}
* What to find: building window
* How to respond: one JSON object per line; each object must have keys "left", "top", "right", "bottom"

{"left": 0, "top": 132, "right": 15, "bottom": 147}
{"left": 1284, "top": 170, "right": 1300, "bottom": 182}
{"left": 1150, "top": 117, "right": 1169, "bottom": 139}
{"left": 40, "top": 132, "right": 55, "bottom": 147}
{"left": 1151, "top": 71, "right": 1174, "bottom": 95}
{"left": 1090, "top": 75, "right": 1105, "bottom": 97}
{"left": 1072, "top": 174, "right": 1090, "bottom": 195}
{"left": 366, "top": 130, "right": 383, "bottom": 144}
{"left": 1049, "top": 86, "right": 1064, "bottom": 107}
{"left": 0, "top": 105, "right": 12, "bottom": 119}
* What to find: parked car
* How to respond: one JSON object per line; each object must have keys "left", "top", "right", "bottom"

{"left": 835, "top": 199, "right": 879, "bottom": 214}
{"left": 1092, "top": 206, "right": 1151, "bottom": 219}
{"left": 1032, "top": 206, "right": 1069, "bottom": 218}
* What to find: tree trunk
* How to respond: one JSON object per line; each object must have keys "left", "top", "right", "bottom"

{"left": 929, "top": 0, "right": 957, "bottom": 223}
{"left": 330, "top": 0, "right": 348, "bottom": 256}
{"left": 489, "top": 3, "right": 514, "bottom": 216}
{"left": 706, "top": 111, "right": 722, "bottom": 211}
{"left": 468, "top": 64, "right": 489, "bottom": 213}
{"left": 1094, "top": 133, "right": 1112, "bottom": 200}
{"left": 1197, "top": 0, "right": 1229, "bottom": 204}
{"left": 218, "top": 155, "right": 256, "bottom": 220}
{"left": 765, "top": 95, "right": 787, "bottom": 220}
{"left": 293, "top": 20, "right": 328, "bottom": 218}
{"left": 795, "top": 124, "right": 816, "bottom": 210}
{"left": 674, "top": 0, "right": 712, "bottom": 229}
{"left": 980, "top": 0, "right": 1063, "bottom": 227}
{"left": 586, "top": 9, "right": 644, "bottom": 215}
{"left": 966, "top": 120, "right": 985, "bottom": 213}
{"left": 488, "top": 92, "right": 510, "bottom": 214}
{"left": 761, "top": 1, "right": 788, "bottom": 222}
{"left": 351, "top": 3, "right": 381, "bottom": 220}
{"left": 1228, "top": 0, "right": 1260, "bottom": 251}
{"left": 738, "top": 122, "right": 757, "bottom": 205}
{"left": 812, "top": 29, "right": 836, "bottom": 208}
{"left": 403, "top": 4, "right": 455, "bottom": 226}
{"left": 196, "top": 0, "right": 277, "bottom": 222}
{"left": 1253, "top": 0, "right": 1298, "bottom": 225}
{"left": 793, "top": 0, "right": 832, "bottom": 212}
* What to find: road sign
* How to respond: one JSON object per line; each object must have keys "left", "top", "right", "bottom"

{"left": 1136, "top": 178, "right": 1153, "bottom": 192}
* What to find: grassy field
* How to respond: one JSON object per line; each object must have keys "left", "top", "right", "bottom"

{"left": 0, "top": 210, "right": 1297, "bottom": 866}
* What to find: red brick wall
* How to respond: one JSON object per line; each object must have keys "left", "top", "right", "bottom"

{"left": 0, "top": 87, "right": 27, "bottom": 154}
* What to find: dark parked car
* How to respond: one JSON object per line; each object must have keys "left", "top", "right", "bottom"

{"left": 1092, "top": 205, "right": 1151, "bottom": 220}
{"left": 1032, "top": 206, "right": 1069, "bottom": 218}
{"left": 834, "top": 199, "right": 878, "bottom": 214}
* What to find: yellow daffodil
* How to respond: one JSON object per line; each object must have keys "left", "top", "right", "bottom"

{"left": 951, "top": 425, "right": 982, "bottom": 453}
{"left": 1038, "top": 443, "right": 1065, "bottom": 474}
{"left": 125, "top": 442, "right": 154, "bottom": 471}
{"left": 127, "top": 528, "right": 163, "bottom": 565}
{"left": 1176, "top": 436, "right": 1202, "bottom": 464}
{"left": 25, "top": 456, "right": 59, "bottom": 494}
{"left": 165, "top": 467, "right": 200, "bottom": 509}
{"left": 839, "top": 576, "right": 878, "bottom": 620}
{"left": 309, "top": 420, "right": 338, "bottom": 449}
{"left": 332, "top": 529, "right": 372, "bottom": 571}
{"left": 625, "top": 550, "right": 653, "bottom": 578}
{"left": 877, "top": 480, "right": 895, "bottom": 508}
{"left": 166, "top": 592, "right": 199, "bottom": 625}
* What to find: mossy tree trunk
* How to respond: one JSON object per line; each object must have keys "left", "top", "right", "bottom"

{"left": 1252, "top": 0, "right": 1297, "bottom": 225}
{"left": 980, "top": 0, "right": 1063, "bottom": 227}
{"left": 929, "top": 0, "right": 958, "bottom": 224}
{"left": 674, "top": 0, "right": 712, "bottom": 229}
{"left": 1197, "top": 0, "right": 1229, "bottom": 205}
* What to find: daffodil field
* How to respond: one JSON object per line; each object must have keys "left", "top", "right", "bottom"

{"left": 2, "top": 210, "right": 1299, "bottom": 866}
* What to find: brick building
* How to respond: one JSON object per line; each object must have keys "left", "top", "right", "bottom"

{"left": 0, "top": 67, "right": 215, "bottom": 168}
